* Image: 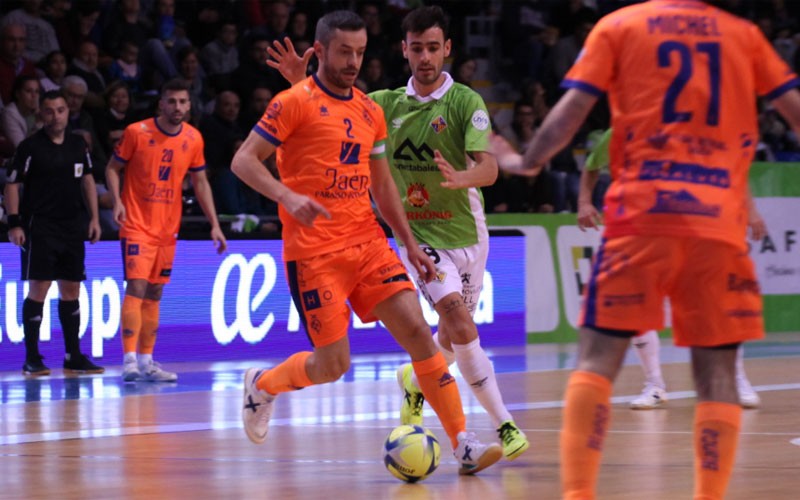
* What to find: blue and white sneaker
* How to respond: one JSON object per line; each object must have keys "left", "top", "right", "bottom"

{"left": 242, "top": 368, "right": 276, "bottom": 445}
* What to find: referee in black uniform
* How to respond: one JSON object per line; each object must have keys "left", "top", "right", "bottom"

{"left": 4, "top": 89, "right": 104, "bottom": 376}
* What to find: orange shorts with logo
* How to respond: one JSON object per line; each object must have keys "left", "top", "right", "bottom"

{"left": 120, "top": 238, "right": 176, "bottom": 284}
{"left": 579, "top": 236, "right": 764, "bottom": 347}
{"left": 285, "top": 238, "right": 416, "bottom": 348}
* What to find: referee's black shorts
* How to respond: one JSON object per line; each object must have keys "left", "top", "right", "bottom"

{"left": 21, "top": 217, "right": 86, "bottom": 282}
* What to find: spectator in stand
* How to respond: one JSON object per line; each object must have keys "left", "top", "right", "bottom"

{"left": 94, "top": 80, "right": 137, "bottom": 158}
{"left": 288, "top": 10, "right": 311, "bottom": 43}
{"left": 107, "top": 40, "right": 143, "bottom": 95}
{"left": 146, "top": 0, "right": 193, "bottom": 69}
{"left": 176, "top": 45, "right": 207, "bottom": 126}
{"left": 1, "top": 75, "right": 42, "bottom": 147}
{"left": 63, "top": 74, "right": 107, "bottom": 170}
{"left": 1, "top": 0, "right": 61, "bottom": 63}
{"left": 199, "top": 90, "right": 251, "bottom": 215}
{"left": 360, "top": 2, "right": 389, "bottom": 65}
{"left": 451, "top": 53, "right": 477, "bottom": 88}
{"left": 252, "top": 0, "right": 291, "bottom": 42}
{"left": 230, "top": 36, "right": 285, "bottom": 103}
{"left": 38, "top": 49, "right": 67, "bottom": 92}
{"left": 237, "top": 85, "right": 273, "bottom": 131}
{"left": 500, "top": 100, "right": 537, "bottom": 152}
{"left": 200, "top": 21, "right": 238, "bottom": 92}
{"left": 0, "top": 24, "right": 38, "bottom": 107}
{"left": 67, "top": 40, "right": 106, "bottom": 109}
{"left": 542, "top": 10, "right": 597, "bottom": 103}
{"left": 52, "top": 0, "right": 101, "bottom": 60}
{"left": 358, "top": 55, "right": 390, "bottom": 94}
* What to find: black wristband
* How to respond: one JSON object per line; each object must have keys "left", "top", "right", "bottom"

{"left": 7, "top": 214, "right": 21, "bottom": 229}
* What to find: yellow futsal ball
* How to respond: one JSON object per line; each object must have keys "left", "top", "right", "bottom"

{"left": 382, "top": 424, "right": 441, "bottom": 483}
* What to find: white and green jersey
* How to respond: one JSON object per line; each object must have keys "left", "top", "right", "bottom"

{"left": 369, "top": 73, "right": 492, "bottom": 249}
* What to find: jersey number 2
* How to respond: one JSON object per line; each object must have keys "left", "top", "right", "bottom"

{"left": 658, "top": 41, "right": 720, "bottom": 126}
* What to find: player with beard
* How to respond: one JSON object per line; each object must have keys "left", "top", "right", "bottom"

{"left": 232, "top": 10, "right": 503, "bottom": 475}
{"left": 265, "top": 5, "right": 529, "bottom": 461}
{"left": 105, "top": 78, "right": 227, "bottom": 383}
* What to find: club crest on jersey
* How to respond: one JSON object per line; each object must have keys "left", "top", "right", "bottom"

{"left": 148, "top": 139, "right": 156, "bottom": 147}
{"left": 392, "top": 118, "right": 404, "bottom": 129}
{"left": 182, "top": 140, "right": 188, "bottom": 153}
{"left": 406, "top": 183, "right": 429, "bottom": 208}
{"left": 266, "top": 100, "right": 283, "bottom": 120}
{"left": 430, "top": 115, "right": 447, "bottom": 133}
{"left": 362, "top": 109, "right": 373, "bottom": 126}
{"left": 320, "top": 105, "right": 329, "bottom": 116}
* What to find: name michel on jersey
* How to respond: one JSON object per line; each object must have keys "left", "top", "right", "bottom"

{"left": 646, "top": 15, "right": 722, "bottom": 37}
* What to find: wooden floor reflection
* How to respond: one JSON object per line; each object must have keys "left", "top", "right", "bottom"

{"left": 0, "top": 341, "right": 798, "bottom": 499}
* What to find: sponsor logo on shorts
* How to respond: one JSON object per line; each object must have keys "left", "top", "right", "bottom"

{"left": 461, "top": 273, "right": 471, "bottom": 285}
{"left": 602, "top": 293, "right": 645, "bottom": 307}
{"left": 648, "top": 189, "right": 721, "bottom": 217}
{"left": 434, "top": 270, "right": 446, "bottom": 283}
{"left": 727, "top": 273, "right": 760, "bottom": 294}
{"left": 309, "top": 314, "right": 322, "bottom": 333}
{"left": 302, "top": 286, "right": 334, "bottom": 311}
{"left": 127, "top": 244, "right": 140, "bottom": 256}
{"left": 700, "top": 428, "right": 720, "bottom": 471}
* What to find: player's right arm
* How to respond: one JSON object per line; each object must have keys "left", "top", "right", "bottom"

{"left": 231, "top": 130, "right": 330, "bottom": 227}
{"left": 4, "top": 143, "right": 28, "bottom": 246}
{"left": 105, "top": 156, "right": 126, "bottom": 225}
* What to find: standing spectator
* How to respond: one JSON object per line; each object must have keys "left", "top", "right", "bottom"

{"left": 1, "top": 75, "right": 42, "bottom": 147}
{"left": 1, "top": 0, "right": 61, "bottom": 63}
{"left": 0, "top": 24, "right": 38, "bottom": 107}
{"left": 105, "top": 78, "right": 226, "bottom": 383}
{"left": 4, "top": 89, "right": 103, "bottom": 377}
{"left": 67, "top": 40, "right": 106, "bottom": 109}
{"left": 38, "top": 49, "right": 67, "bottom": 91}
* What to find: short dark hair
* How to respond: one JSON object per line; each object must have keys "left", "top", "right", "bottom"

{"left": 160, "top": 77, "right": 190, "bottom": 95}
{"left": 41, "top": 89, "right": 66, "bottom": 105}
{"left": 11, "top": 75, "right": 39, "bottom": 103}
{"left": 315, "top": 10, "right": 365, "bottom": 46}
{"left": 401, "top": 6, "right": 449, "bottom": 39}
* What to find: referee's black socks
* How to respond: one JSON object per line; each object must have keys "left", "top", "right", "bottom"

{"left": 22, "top": 298, "right": 44, "bottom": 360}
{"left": 58, "top": 299, "right": 82, "bottom": 359}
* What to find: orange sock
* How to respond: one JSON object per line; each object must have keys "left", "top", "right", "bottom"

{"left": 138, "top": 299, "right": 160, "bottom": 355}
{"left": 560, "top": 370, "right": 613, "bottom": 500}
{"left": 693, "top": 402, "right": 742, "bottom": 500}
{"left": 121, "top": 296, "right": 143, "bottom": 354}
{"left": 256, "top": 352, "right": 313, "bottom": 395}
{"left": 412, "top": 352, "right": 466, "bottom": 449}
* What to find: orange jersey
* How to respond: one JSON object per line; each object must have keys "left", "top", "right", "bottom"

{"left": 254, "top": 74, "right": 388, "bottom": 260}
{"left": 113, "top": 118, "right": 206, "bottom": 244}
{"left": 564, "top": 0, "right": 799, "bottom": 250}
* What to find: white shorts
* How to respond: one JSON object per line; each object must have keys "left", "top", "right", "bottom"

{"left": 398, "top": 241, "right": 488, "bottom": 316}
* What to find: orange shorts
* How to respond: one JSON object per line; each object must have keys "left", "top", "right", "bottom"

{"left": 579, "top": 236, "right": 764, "bottom": 347}
{"left": 121, "top": 237, "right": 176, "bottom": 284}
{"left": 286, "top": 238, "right": 415, "bottom": 348}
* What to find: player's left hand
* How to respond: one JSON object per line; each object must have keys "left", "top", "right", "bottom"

{"left": 434, "top": 150, "right": 465, "bottom": 189}
{"left": 211, "top": 226, "right": 228, "bottom": 254}
{"left": 406, "top": 245, "right": 436, "bottom": 283}
{"left": 87, "top": 219, "right": 101, "bottom": 243}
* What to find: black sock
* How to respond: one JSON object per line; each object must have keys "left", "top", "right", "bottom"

{"left": 23, "top": 298, "right": 44, "bottom": 360}
{"left": 59, "top": 299, "right": 81, "bottom": 358}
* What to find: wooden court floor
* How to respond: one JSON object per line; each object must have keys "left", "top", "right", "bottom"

{"left": 0, "top": 337, "right": 798, "bottom": 500}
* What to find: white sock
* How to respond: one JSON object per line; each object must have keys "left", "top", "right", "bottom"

{"left": 138, "top": 353, "right": 153, "bottom": 367}
{"left": 410, "top": 331, "right": 455, "bottom": 390}
{"left": 452, "top": 337, "right": 513, "bottom": 428}
{"left": 123, "top": 352, "right": 137, "bottom": 364}
{"left": 632, "top": 330, "right": 666, "bottom": 389}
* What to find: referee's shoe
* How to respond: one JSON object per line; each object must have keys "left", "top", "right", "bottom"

{"left": 63, "top": 354, "right": 105, "bottom": 375}
{"left": 22, "top": 355, "right": 51, "bottom": 377}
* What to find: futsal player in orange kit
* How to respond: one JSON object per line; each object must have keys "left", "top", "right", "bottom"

{"left": 231, "top": 10, "right": 502, "bottom": 475}
{"left": 518, "top": 1, "right": 800, "bottom": 498}
{"left": 106, "top": 78, "right": 227, "bottom": 382}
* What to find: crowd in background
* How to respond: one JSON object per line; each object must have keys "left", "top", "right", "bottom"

{"left": 1, "top": 0, "right": 799, "bottom": 236}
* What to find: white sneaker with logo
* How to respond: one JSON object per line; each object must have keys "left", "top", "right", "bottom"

{"left": 242, "top": 368, "right": 276, "bottom": 444}
{"left": 454, "top": 431, "right": 503, "bottom": 475}
{"left": 139, "top": 360, "right": 178, "bottom": 382}
{"left": 630, "top": 384, "right": 668, "bottom": 410}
